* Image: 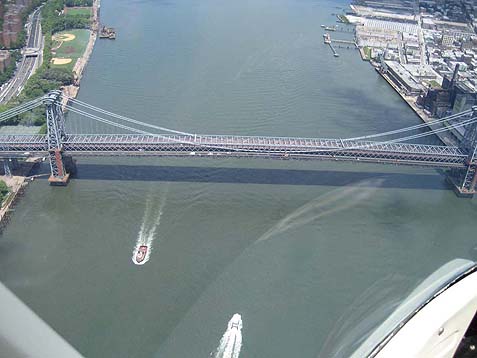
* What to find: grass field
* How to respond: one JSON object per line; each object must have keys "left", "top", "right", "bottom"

{"left": 66, "top": 7, "right": 92, "bottom": 16}
{"left": 363, "top": 46, "right": 372, "bottom": 60}
{"left": 51, "top": 29, "right": 90, "bottom": 71}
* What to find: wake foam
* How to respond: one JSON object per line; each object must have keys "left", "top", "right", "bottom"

{"left": 215, "top": 314, "right": 243, "bottom": 358}
{"left": 256, "top": 178, "right": 384, "bottom": 243}
{"left": 131, "top": 189, "right": 168, "bottom": 265}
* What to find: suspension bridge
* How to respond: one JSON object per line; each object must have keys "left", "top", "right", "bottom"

{"left": 1, "top": 91, "right": 477, "bottom": 196}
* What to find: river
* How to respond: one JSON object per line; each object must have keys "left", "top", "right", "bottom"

{"left": 1, "top": 0, "right": 477, "bottom": 357}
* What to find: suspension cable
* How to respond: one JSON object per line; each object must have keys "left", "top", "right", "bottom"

{"left": 62, "top": 102, "right": 474, "bottom": 157}
{"left": 65, "top": 96, "right": 193, "bottom": 136}
{"left": 344, "top": 109, "right": 473, "bottom": 141}
{"left": 60, "top": 93, "right": 477, "bottom": 155}
{"left": 0, "top": 97, "right": 44, "bottom": 123}
{"left": 64, "top": 95, "right": 474, "bottom": 143}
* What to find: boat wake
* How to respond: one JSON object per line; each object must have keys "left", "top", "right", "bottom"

{"left": 256, "top": 179, "right": 384, "bottom": 243}
{"left": 214, "top": 314, "right": 243, "bottom": 358}
{"left": 132, "top": 189, "right": 168, "bottom": 265}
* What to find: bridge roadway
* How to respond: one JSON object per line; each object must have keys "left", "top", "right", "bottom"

{"left": 0, "top": 133, "right": 468, "bottom": 168}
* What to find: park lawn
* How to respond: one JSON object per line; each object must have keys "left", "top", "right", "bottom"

{"left": 51, "top": 29, "right": 90, "bottom": 71}
{"left": 66, "top": 7, "right": 92, "bottom": 16}
{"left": 363, "top": 46, "right": 372, "bottom": 60}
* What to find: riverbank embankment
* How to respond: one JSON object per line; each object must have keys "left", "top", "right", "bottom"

{"left": 61, "top": 0, "right": 99, "bottom": 107}
{"left": 377, "top": 69, "right": 459, "bottom": 146}
{"left": 0, "top": 158, "right": 42, "bottom": 234}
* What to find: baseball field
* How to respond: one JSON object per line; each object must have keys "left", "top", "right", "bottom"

{"left": 51, "top": 29, "right": 90, "bottom": 71}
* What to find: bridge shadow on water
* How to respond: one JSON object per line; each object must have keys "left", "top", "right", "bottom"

{"left": 34, "top": 163, "right": 451, "bottom": 190}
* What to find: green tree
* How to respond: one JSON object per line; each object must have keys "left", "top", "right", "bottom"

{"left": 0, "top": 179, "right": 9, "bottom": 203}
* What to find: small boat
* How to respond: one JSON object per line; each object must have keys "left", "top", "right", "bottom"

{"left": 321, "top": 24, "right": 326, "bottom": 28}
{"left": 132, "top": 245, "right": 148, "bottom": 265}
{"left": 228, "top": 314, "right": 243, "bottom": 331}
{"left": 334, "top": 53, "right": 340, "bottom": 57}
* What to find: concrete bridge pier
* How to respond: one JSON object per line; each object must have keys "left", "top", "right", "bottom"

{"left": 47, "top": 150, "right": 70, "bottom": 186}
{"left": 449, "top": 169, "right": 477, "bottom": 198}
{"left": 48, "top": 154, "right": 76, "bottom": 186}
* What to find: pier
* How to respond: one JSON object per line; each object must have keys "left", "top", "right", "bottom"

{"left": 329, "top": 43, "right": 339, "bottom": 57}
{"left": 323, "top": 33, "right": 358, "bottom": 57}
{"left": 332, "top": 39, "right": 357, "bottom": 46}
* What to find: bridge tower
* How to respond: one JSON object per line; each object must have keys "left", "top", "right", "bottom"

{"left": 44, "top": 91, "right": 70, "bottom": 186}
{"left": 451, "top": 107, "right": 477, "bottom": 197}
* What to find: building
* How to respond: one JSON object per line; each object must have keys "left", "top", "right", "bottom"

{"left": 0, "top": 50, "right": 11, "bottom": 72}
{"left": 441, "top": 34, "right": 456, "bottom": 47}
{"left": 403, "top": 64, "right": 441, "bottom": 83}
{"left": 452, "top": 81, "right": 477, "bottom": 113}
{"left": 384, "top": 60, "right": 425, "bottom": 95}
{"left": 0, "top": 0, "right": 33, "bottom": 48}
{"left": 420, "top": 87, "right": 451, "bottom": 116}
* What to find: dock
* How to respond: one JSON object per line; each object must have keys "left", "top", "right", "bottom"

{"left": 323, "top": 33, "right": 339, "bottom": 57}
{"left": 324, "top": 33, "right": 358, "bottom": 57}
{"left": 332, "top": 39, "right": 357, "bottom": 46}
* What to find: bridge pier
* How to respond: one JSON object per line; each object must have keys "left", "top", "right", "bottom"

{"left": 448, "top": 159, "right": 477, "bottom": 198}
{"left": 47, "top": 150, "right": 70, "bottom": 186}
{"left": 448, "top": 175, "right": 476, "bottom": 198}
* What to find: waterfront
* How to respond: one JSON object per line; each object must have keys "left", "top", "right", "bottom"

{"left": 1, "top": 0, "right": 477, "bottom": 358}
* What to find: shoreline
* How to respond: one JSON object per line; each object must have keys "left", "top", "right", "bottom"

{"left": 0, "top": 177, "right": 27, "bottom": 234}
{"left": 0, "top": 0, "right": 101, "bottom": 231}
{"left": 376, "top": 69, "right": 459, "bottom": 146}
{"left": 61, "top": 0, "right": 100, "bottom": 107}
{"left": 0, "top": 158, "right": 42, "bottom": 234}
{"left": 338, "top": 10, "right": 461, "bottom": 147}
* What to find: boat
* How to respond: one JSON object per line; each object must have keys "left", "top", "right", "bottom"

{"left": 348, "top": 259, "right": 477, "bottom": 357}
{"left": 334, "top": 53, "right": 340, "bottom": 57}
{"left": 99, "top": 26, "right": 116, "bottom": 40}
{"left": 321, "top": 24, "right": 326, "bottom": 28}
{"left": 132, "top": 245, "right": 148, "bottom": 265}
{"left": 228, "top": 314, "right": 242, "bottom": 331}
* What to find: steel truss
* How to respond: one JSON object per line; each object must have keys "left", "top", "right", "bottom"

{"left": 0, "top": 133, "right": 468, "bottom": 168}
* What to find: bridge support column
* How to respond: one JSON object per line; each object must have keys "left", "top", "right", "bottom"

{"left": 3, "top": 160, "right": 11, "bottom": 177}
{"left": 44, "top": 91, "right": 70, "bottom": 186}
{"left": 48, "top": 150, "right": 70, "bottom": 186}
{"left": 449, "top": 108, "right": 477, "bottom": 197}
{"left": 450, "top": 164, "right": 477, "bottom": 198}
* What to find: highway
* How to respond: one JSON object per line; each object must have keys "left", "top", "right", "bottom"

{"left": 0, "top": 7, "right": 42, "bottom": 104}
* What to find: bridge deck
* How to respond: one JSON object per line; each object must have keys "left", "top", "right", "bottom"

{"left": 0, "top": 133, "right": 468, "bottom": 168}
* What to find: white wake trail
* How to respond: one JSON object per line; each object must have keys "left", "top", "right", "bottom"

{"left": 231, "top": 331, "right": 242, "bottom": 358}
{"left": 132, "top": 186, "right": 169, "bottom": 265}
{"left": 215, "top": 314, "right": 243, "bottom": 358}
{"left": 256, "top": 179, "right": 384, "bottom": 243}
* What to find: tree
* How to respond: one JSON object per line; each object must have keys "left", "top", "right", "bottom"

{"left": 0, "top": 180, "right": 9, "bottom": 203}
